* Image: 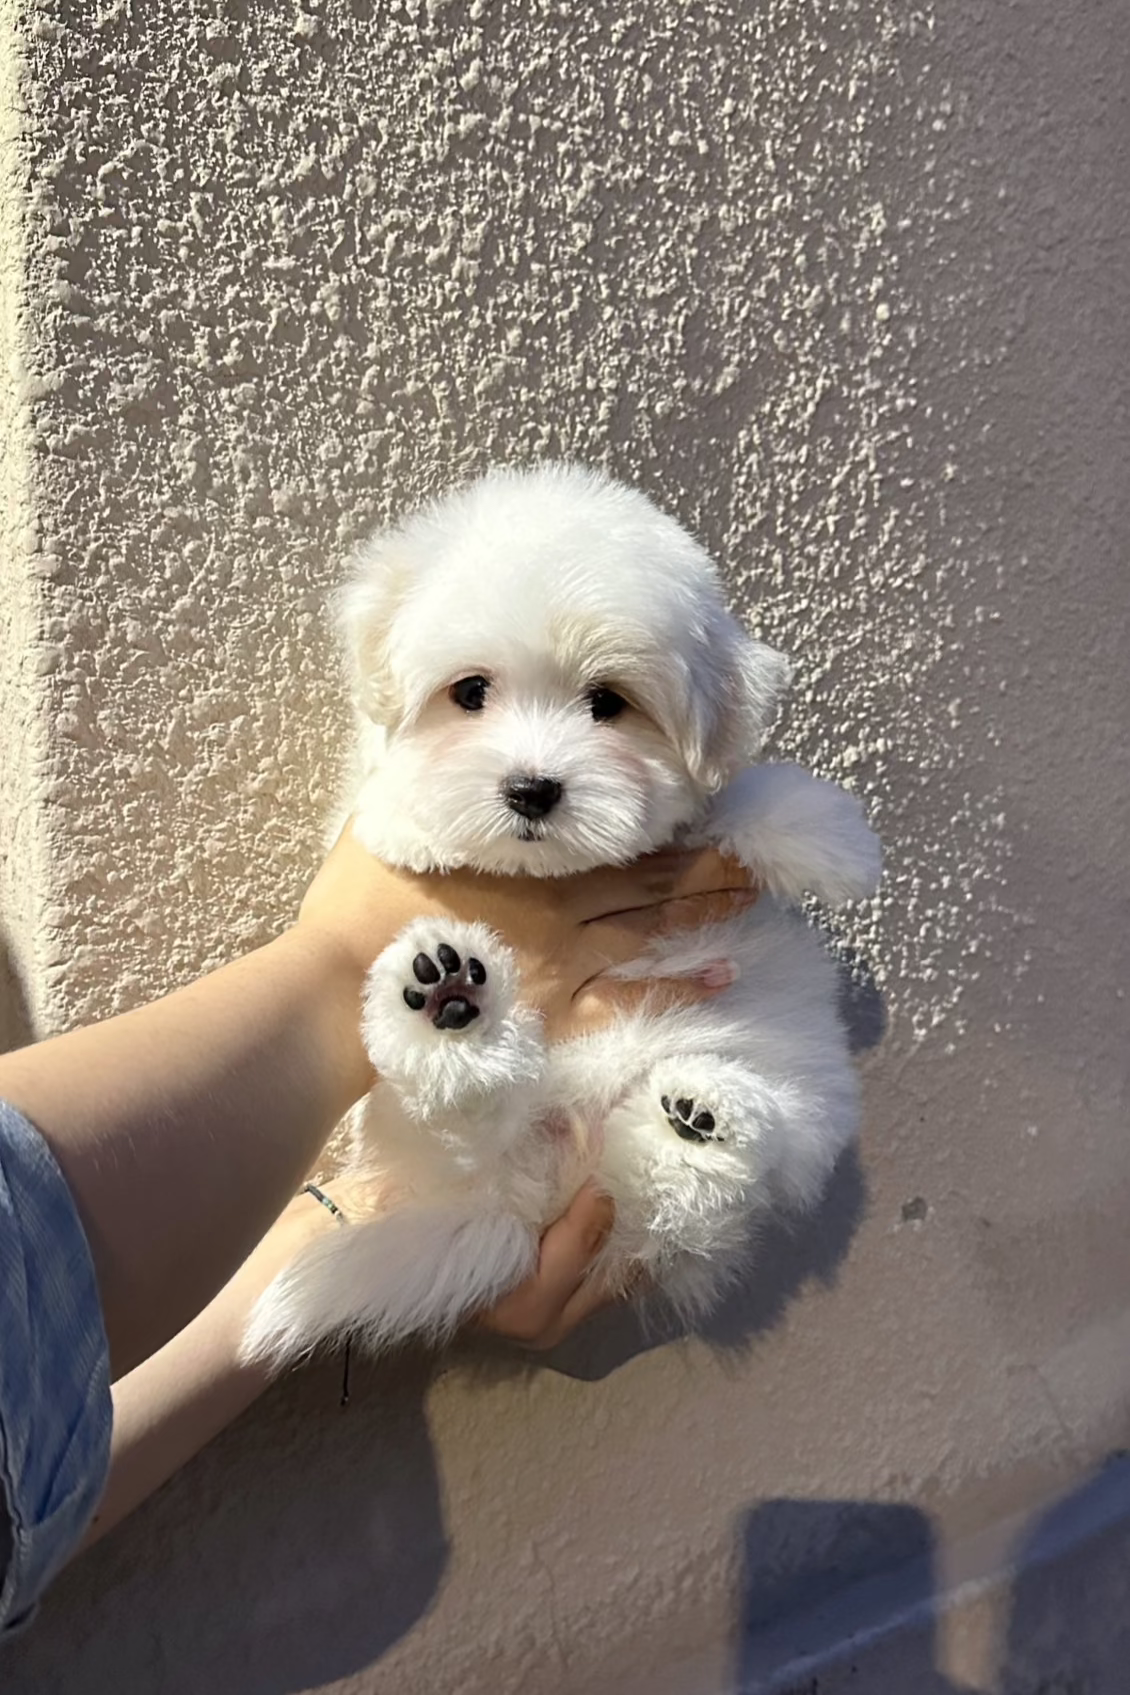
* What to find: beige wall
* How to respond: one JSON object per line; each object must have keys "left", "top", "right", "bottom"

{"left": 2, "top": 0, "right": 1129, "bottom": 1690}
{"left": 0, "top": 0, "right": 44, "bottom": 1052}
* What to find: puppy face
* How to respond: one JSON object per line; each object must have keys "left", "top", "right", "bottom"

{"left": 340, "top": 465, "right": 790, "bottom": 876}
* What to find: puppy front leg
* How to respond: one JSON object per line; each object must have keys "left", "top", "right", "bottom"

{"left": 699, "top": 763, "right": 881, "bottom": 907}
{"left": 362, "top": 917, "right": 547, "bottom": 1120}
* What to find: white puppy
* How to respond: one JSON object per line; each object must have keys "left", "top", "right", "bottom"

{"left": 245, "top": 464, "right": 880, "bottom": 1367}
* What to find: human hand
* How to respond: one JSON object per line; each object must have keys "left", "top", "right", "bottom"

{"left": 269, "top": 1177, "right": 623, "bottom": 1354}
{"left": 297, "top": 821, "right": 759, "bottom": 1046}
{"left": 475, "top": 1182, "right": 624, "bottom": 1350}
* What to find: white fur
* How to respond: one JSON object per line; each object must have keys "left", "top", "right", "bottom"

{"left": 244, "top": 464, "right": 881, "bottom": 1369}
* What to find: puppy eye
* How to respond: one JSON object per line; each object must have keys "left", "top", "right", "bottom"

{"left": 449, "top": 675, "right": 490, "bottom": 712}
{"left": 588, "top": 685, "right": 628, "bottom": 722}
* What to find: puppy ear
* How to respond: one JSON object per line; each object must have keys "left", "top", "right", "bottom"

{"left": 687, "top": 619, "right": 793, "bottom": 789}
{"left": 726, "top": 630, "right": 794, "bottom": 760}
{"left": 334, "top": 530, "right": 413, "bottom": 726}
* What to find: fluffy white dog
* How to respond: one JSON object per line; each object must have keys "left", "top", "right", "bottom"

{"left": 245, "top": 464, "right": 880, "bottom": 1367}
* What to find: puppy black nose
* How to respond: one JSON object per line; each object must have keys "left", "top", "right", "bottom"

{"left": 504, "top": 776, "right": 563, "bottom": 820}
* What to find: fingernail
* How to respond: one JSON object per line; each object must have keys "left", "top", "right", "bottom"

{"left": 692, "top": 960, "right": 739, "bottom": 991}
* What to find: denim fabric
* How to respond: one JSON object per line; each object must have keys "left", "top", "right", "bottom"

{"left": 0, "top": 1100, "right": 111, "bottom": 1638}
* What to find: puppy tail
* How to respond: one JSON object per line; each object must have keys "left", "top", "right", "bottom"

{"left": 241, "top": 1203, "right": 538, "bottom": 1372}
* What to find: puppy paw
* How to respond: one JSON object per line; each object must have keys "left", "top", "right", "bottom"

{"left": 600, "top": 1056, "right": 784, "bottom": 1285}
{"left": 794, "top": 777, "right": 882, "bottom": 904}
{"left": 706, "top": 762, "right": 882, "bottom": 906}
{"left": 660, "top": 1092, "right": 725, "bottom": 1145}
{"left": 364, "top": 917, "right": 545, "bottom": 1116}
{"left": 647, "top": 1056, "right": 750, "bottom": 1153}
{"left": 401, "top": 938, "right": 489, "bottom": 1032}
{"left": 643, "top": 1056, "right": 786, "bottom": 1164}
{"left": 372, "top": 920, "right": 500, "bottom": 1042}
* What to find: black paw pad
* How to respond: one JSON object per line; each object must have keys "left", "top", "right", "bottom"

{"left": 400, "top": 940, "right": 488, "bottom": 1032}
{"left": 434, "top": 997, "right": 480, "bottom": 1031}
{"left": 663, "top": 1094, "right": 720, "bottom": 1143}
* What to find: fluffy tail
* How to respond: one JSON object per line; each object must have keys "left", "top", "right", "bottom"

{"left": 242, "top": 1203, "right": 538, "bottom": 1372}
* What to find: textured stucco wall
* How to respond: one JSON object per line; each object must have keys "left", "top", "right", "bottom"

{"left": 2, "top": 0, "right": 1129, "bottom": 1691}
{"left": 0, "top": 0, "right": 43, "bottom": 1052}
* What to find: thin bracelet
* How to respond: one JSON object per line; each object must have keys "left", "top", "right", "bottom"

{"left": 302, "top": 1183, "right": 353, "bottom": 1408}
{"left": 302, "top": 1182, "right": 347, "bottom": 1226}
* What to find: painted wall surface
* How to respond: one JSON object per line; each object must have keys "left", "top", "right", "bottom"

{"left": 1, "top": 0, "right": 1128, "bottom": 1690}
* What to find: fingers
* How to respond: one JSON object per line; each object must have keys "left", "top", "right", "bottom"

{"left": 573, "top": 885, "right": 759, "bottom": 979}
{"left": 545, "top": 1262, "right": 621, "bottom": 1345}
{"left": 567, "top": 960, "right": 739, "bottom": 1037}
{"left": 651, "top": 886, "right": 761, "bottom": 933}
{"left": 649, "top": 847, "right": 759, "bottom": 902}
{"left": 566, "top": 846, "right": 758, "bottom": 922}
{"left": 478, "top": 1183, "right": 617, "bottom": 1350}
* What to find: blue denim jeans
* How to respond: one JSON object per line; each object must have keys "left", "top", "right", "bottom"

{"left": 0, "top": 1101, "right": 111, "bottom": 1637}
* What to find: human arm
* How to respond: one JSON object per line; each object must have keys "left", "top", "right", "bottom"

{"left": 0, "top": 828, "right": 754, "bottom": 1379}
{"left": 0, "top": 929, "right": 370, "bottom": 1382}
{"left": 79, "top": 1178, "right": 618, "bottom": 1552}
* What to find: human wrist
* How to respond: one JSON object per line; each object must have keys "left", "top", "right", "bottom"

{"left": 213, "top": 1190, "right": 343, "bottom": 1363}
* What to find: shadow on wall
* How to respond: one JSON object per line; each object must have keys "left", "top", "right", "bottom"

{"left": 2, "top": 1353, "right": 448, "bottom": 1695}
{"left": 0, "top": 911, "right": 880, "bottom": 1692}
{"left": 0, "top": 884, "right": 882, "bottom": 1695}
{"left": 735, "top": 1454, "right": 1130, "bottom": 1694}
{"left": 737, "top": 1495, "right": 968, "bottom": 1694}
{"left": 1, "top": 1091, "right": 872, "bottom": 1695}
{"left": 8, "top": 1415, "right": 1130, "bottom": 1694}
{"left": 0, "top": 923, "right": 33, "bottom": 1055}
{"left": 535, "top": 1143, "right": 868, "bottom": 1387}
